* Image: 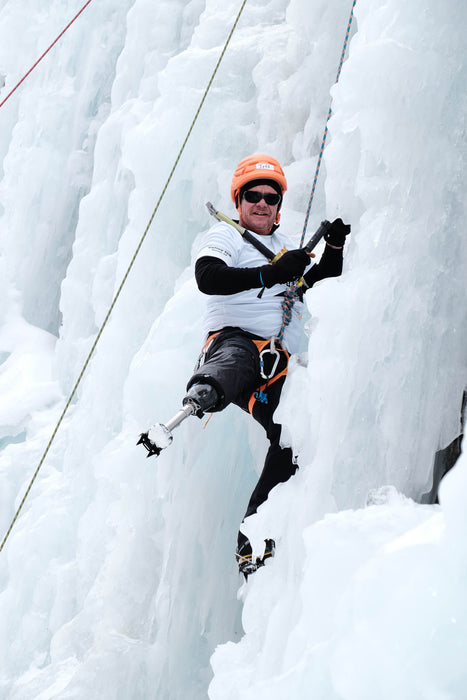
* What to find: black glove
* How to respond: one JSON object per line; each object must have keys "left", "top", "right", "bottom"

{"left": 324, "top": 218, "right": 351, "bottom": 247}
{"left": 260, "top": 248, "right": 310, "bottom": 287}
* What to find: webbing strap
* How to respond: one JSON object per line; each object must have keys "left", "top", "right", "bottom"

{"left": 247, "top": 366, "right": 289, "bottom": 415}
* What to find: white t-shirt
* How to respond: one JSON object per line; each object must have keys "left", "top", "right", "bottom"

{"left": 196, "top": 221, "right": 310, "bottom": 353}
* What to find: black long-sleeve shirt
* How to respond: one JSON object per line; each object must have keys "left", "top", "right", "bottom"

{"left": 195, "top": 243, "right": 343, "bottom": 296}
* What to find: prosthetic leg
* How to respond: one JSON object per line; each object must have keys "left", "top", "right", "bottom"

{"left": 137, "top": 383, "right": 218, "bottom": 457}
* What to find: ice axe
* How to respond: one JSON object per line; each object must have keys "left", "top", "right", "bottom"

{"left": 205, "top": 202, "right": 331, "bottom": 286}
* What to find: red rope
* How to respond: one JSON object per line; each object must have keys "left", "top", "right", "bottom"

{"left": 0, "top": 0, "right": 94, "bottom": 110}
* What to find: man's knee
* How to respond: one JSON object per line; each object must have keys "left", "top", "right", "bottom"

{"left": 189, "top": 332, "right": 259, "bottom": 410}
{"left": 184, "top": 378, "right": 223, "bottom": 413}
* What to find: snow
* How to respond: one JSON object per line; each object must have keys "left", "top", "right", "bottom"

{"left": 0, "top": 0, "right": 466, "bottom": 698}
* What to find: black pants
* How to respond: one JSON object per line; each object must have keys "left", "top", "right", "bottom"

{"left": 187, "top": 328, "right": 297, "bottom": 547}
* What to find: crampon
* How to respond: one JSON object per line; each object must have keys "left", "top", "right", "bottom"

{"left": 236, "top": 539, "right": 275, "bottom": 580}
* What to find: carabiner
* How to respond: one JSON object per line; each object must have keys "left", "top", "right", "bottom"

{"left": 259, "top": 336, "right": 281, "bottom": 380}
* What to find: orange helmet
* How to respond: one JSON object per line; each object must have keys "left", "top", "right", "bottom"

{"left": 231, "top": 154, "right": 287, "bottom": 206}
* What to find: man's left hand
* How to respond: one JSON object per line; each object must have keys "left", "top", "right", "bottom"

{"left": 324, "top": 218, "right": 351, "bottom": 248}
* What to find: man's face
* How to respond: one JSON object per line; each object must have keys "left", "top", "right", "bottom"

{"left": 238, "top": 184, "right": 280, "bottom": 235}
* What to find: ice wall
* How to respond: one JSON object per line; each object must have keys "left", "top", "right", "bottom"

{"left": 283, "top": 0, "right": 467, "bottom": 508}
{"left": 0, "top": 0, "right": 133, "bottom": 336}
{"left": 0, "top": 0, "right": 466, "bottom": 699}
{"left": 211, "top": 1, "right": 467, "bottom": 697}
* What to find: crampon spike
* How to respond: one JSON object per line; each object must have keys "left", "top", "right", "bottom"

{"left": 137, "top": 432, "right": 164, "bottom": 457}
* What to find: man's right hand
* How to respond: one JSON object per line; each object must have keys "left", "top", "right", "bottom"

{"left": 260, "top": 248, "right": 311, "bottom": 287}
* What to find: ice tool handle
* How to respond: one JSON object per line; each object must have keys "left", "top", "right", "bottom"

{"left": 205, "top": 202, "right": 330, "bottom": 286}
{"left": 303, "top": 219, "right": 332, "bottom": 254}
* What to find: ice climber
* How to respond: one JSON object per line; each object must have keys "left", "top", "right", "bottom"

{"left": 141, "top": 154, "right": 350, "bottom": 577}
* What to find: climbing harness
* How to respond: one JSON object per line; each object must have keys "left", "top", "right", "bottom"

{"left": 0, "top": 0, "right": 249, "bottom": 554}
{"left": 197, "top": 328, "right": 289, "bottom": 414}
{"left": 196, "top": 330, "right": 222, "bottom": 370}
{"left": 198, "top": 330, "right": 282, "bottom": 383}
{"left": 0, "top": 0, "right": 94, "bottom": 111}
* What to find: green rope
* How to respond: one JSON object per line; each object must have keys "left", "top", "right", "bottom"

{"left": 0, "top": 0, "right": 249, "bottom": 555}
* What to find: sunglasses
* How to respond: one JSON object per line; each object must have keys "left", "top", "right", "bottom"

{"left": 242, "top": 190, "right": 281, "bottom": 206}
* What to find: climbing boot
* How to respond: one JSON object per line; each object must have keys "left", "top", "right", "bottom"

{"left": 236, "top": 538, "right": 276, "bottom": 580}
{"left": 257, "top": 539, "right": 275, "bottom": 568}
{"left": 236, "top": 538, "right": 257, "bottom": 580}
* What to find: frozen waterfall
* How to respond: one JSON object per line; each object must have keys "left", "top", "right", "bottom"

{"left": 0, "top": 1, "right": 466, "bottom": 698}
